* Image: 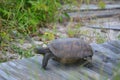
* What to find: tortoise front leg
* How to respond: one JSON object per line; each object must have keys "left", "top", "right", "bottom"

{"left": 42, "top": 53, "right": 53, "bottom": 69}
{"left": 85, "top": 56, "right": 93, "bottom": 68}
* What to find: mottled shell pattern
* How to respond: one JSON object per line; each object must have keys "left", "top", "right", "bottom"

{"left": 48, "top": 38, "right": 93, "bottom": 60}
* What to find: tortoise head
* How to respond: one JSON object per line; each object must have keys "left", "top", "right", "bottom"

{"left": 34, "top": 47, "right": 42, "bottom": 54}
{"left": 84, "top": 54, "right": 93, "bottom": 62}
{"left": 83, "top": 49, "right": 94, "bottom": 62}
{"left": 86, "top": 44, "right": 94, "bottom": 61}
{"left": 34, "top": 47, "right": 49, "bottom": 55}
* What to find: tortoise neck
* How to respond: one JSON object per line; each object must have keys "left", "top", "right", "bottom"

{"left": 44, "top": 48, "right": 51, "bottom": 53}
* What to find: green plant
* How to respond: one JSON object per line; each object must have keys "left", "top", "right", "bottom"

{"left": 94, "top": 30, "right": 106, "bottom": 43}
{"left": 11, "top": 44, "right": 34, "bottom": 58}
{"left": 113, "top": 74, "right": 120, "bottom": 80}
{"left": 117, "top": 34, "right": 120, "bottom": 40}
{"left": 98, "top": 0, "right": 106, "bottom": 9}
{"left": 67, "top": 22, "right": 82, "bottom": 38}
{"left": 112, "top": 63, "right": 120, "bottom": 80}
{"left": 42, "top": 32, "right": 55, "bottom": 41}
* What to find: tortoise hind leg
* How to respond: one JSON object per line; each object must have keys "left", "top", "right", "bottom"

{"left": 42, "top": 53, "right": 53, "bottom": 69}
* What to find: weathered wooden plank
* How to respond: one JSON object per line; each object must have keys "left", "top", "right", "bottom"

{"left": 0, "top": 75, "right": 6, "bottom": 80}
{"left": 30, "top": 56, "right": 92, "bottom": 80}
{"left": 0, "top": 40, "right": 120, "bottom": 80}
{"left": 63, "top": 4, "right": 120, "bottom": 12}
{"left": 17, "top": 57, "right": 70, "bottom": 80}
{"left": 108, "top": 40, "right": 120, "bottom": 50}
{"left": 90, "top": 43, "right": 120, "bottom": 60}
{"left": 32, "top": 57, "right": 92, "bottom": 80}
{"left": 0, "top": 66, "right": 17, "bottom": 80}
{"left": 16, "top": 56, "right": 116, "bottom": 79}
{"left": 0, "top": 63, "right": 26, "bottom": 80}
{"left": 88, "top": 24, "right": 120, "bottom": 30}
{"left": 68, "top": 9, "right": 120, "bottom": 19}
{"left": 79, "top": 67, "right": 108, "bottom": 80}
{"left": 92, "top": 55, "right": 115, "bottom": 76}
{"left": 14, "top": 56, "right": 111, "bottom": 80}
{"left": 15, "top": 59, "right": 49, "bottom": 80}
{"left": 101, "top": 42, "right": 120, "bottom": 54}
{"left": 7, "top": 61, "right": 38, "bottom": 80}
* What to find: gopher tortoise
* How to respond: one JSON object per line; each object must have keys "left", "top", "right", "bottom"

{"left": 35, "top": 38, "right": 93, "bottom": 69}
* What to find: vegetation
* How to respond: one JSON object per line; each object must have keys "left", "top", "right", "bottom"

{"left": 0, "top": 0, "right": 62, "bottom": 59}
{"left": 0, "top": 0, "right": 60, "bottom": 41}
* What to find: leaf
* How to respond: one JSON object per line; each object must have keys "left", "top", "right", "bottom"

{"left": 98, "top": 1, "right": 106, "bottom": 9}
{"left": 43, "top": 32, "right": 55, "bottom": 40}
{"left": 63, "top": 12, "right": 70, "bottom": 19}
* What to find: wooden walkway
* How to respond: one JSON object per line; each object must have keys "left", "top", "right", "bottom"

{"left": 0, "top": 40, "right": 120, "bottom": 80}
{"left": 87, "top": 24, "right": 120, "bottom": 31}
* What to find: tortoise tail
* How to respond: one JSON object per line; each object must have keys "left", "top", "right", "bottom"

{"left": 34, "top": 47, "right": 49, "bottom": 55}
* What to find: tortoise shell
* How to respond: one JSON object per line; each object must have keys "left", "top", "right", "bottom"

{"left": 48, "top": 38, "right": 93, "bottom": 63}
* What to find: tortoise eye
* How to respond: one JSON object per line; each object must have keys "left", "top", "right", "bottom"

{"left": 88, "top": 55, "right": 93, "bottom": 58}
{"left": 89, "top": 55, "right": 92, "bottom": 57}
